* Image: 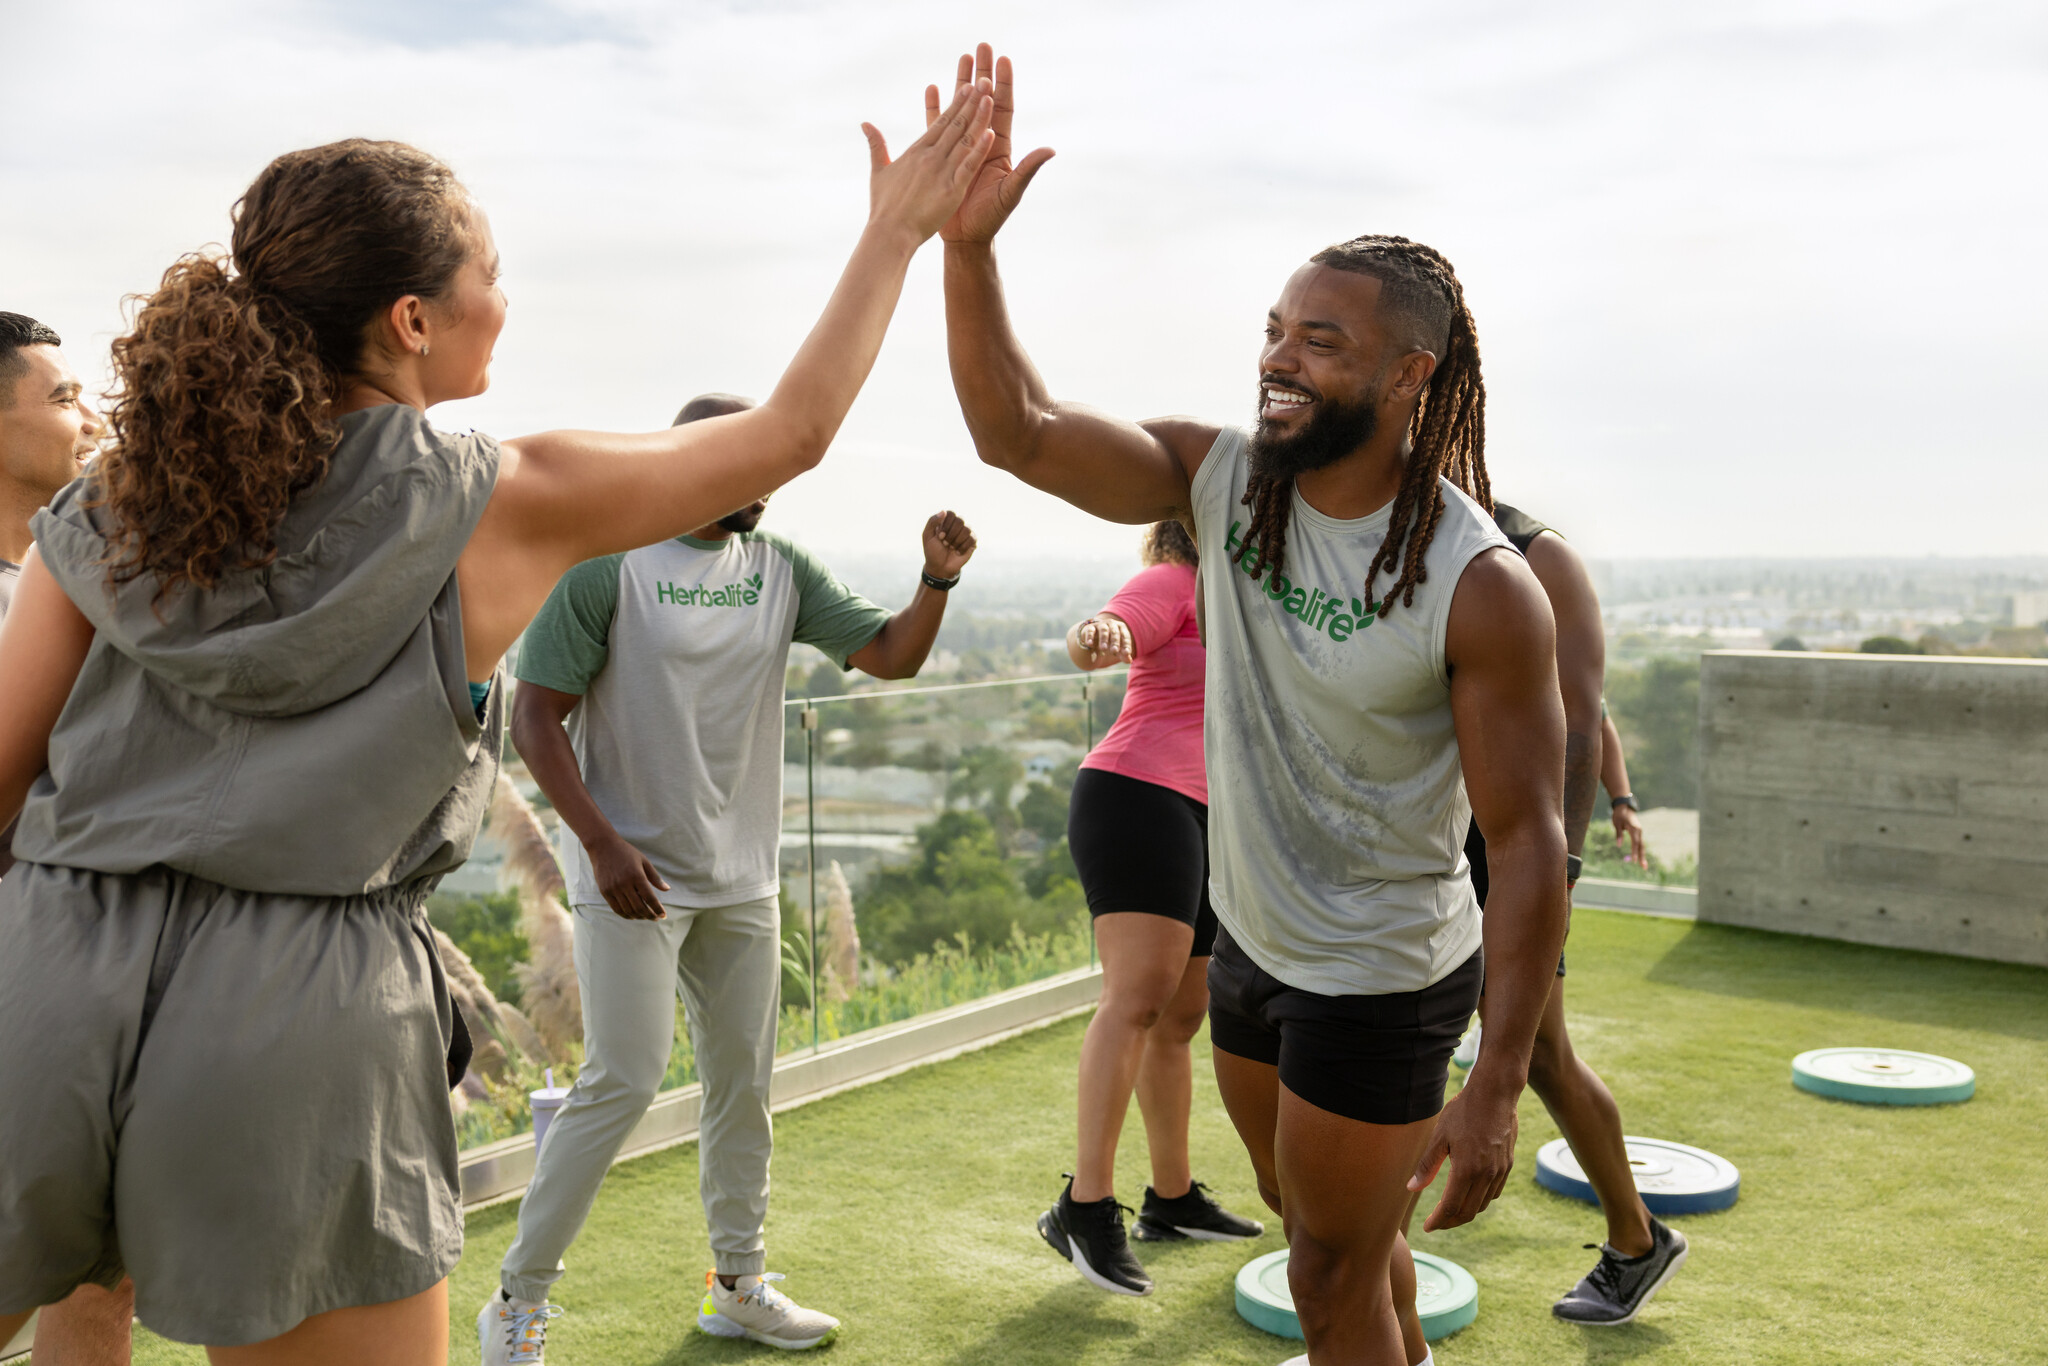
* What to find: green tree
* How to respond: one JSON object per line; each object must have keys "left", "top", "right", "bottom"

{"left": 427, "top": 889, "right": 529, "bottom": 1006}
{"left": 1605, "top": 656, "right": 1700, "bottom": 810}
{"left": 948, "top": 744, "right": 1024, "bottom": 849}
{"left": 804, "top": 660, "right": 847, "bottom": 697}
{"left": 1859, "top": 635, "right": 1922, "bottom": 654}
{"left": 857, "top": 810, "right": 1082, "bottom": 963}
{"left": 1019, "top": 780, "right": 1071, "bottom": 844}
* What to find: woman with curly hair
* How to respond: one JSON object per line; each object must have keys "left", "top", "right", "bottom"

{"left": 0, "top": 83, "right": 992, "bottom": 1365}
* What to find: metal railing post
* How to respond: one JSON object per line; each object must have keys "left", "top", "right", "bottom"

{"left": 1082, "top": 675, "right": 1095, "bottom": 968}
{"left": 801, "top": 702, "right": 820, "bottom": 1053}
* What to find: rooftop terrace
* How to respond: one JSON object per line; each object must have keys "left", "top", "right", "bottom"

{"left": 117, "top": 907, "right": 2047, "bottom": 1366}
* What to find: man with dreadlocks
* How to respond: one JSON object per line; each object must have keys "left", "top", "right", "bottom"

{"left": 929, "top": 45, "right": 1569, "bottom": 1366}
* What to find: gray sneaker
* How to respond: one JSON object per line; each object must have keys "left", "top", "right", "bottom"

{"left": 703, "top": 1273, "right": 840, "bottom": 1350}
{"left": 1552, "top": 1218, "right": 1689, "bottom": 1325}
{"left": 478, "top": 1289, "right": 562, "bottom": 1365}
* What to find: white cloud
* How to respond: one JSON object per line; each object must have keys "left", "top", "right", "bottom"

{"left": 4, "top": 0, "right": 2041, "bottom": 559}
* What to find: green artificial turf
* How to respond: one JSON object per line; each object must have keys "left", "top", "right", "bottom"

{"left": 124, "top": 910, "right": 2048, "bottom": 1366}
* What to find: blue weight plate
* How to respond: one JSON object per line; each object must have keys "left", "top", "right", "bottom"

{"left": 1535, "top": 1136, "right": 1740, "bottom": 1215}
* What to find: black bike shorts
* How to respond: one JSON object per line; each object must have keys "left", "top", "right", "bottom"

{"left": 1067, "top": 767, "right": 1218, "bottom": 957}
{"left": 1208, "top": 927, "right": 1482, "bottom": 1126}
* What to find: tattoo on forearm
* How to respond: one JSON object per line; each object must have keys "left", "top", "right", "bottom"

{"left": 1563, "top": 731, "right": 1598, "bottom": 858}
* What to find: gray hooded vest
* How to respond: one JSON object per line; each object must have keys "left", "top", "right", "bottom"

{"left": 18, "top": 405, "right": 504, "bottom": 896}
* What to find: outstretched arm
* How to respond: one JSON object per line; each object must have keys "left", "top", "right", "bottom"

{"left": 457, "top": 80, "right": 997, "bottom": 678}
{"left": 936, "top": 44, "right": 1217, "bottom": 523}
{"left": 847, "top": 512, "right": 977, "bottom": 679}
{"left": 1410, "top": 547, "right": 1569, "bottom": 1231}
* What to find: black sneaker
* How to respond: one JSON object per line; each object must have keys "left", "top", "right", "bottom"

{"left": 1133, "top": 1181, "right": 1266, "bottom": 1243}
{"left": 1036, "top": 1176, "right": 1153, "bottom": 1296}
{"left": 1552, "top": 1217, "right": 1689, "bottom": 1326}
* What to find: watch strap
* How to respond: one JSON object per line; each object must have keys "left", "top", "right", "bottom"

{"left": 921, "top": 570, "right": 960, "bottom": 592}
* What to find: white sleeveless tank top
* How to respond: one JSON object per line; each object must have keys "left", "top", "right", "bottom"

{"left": 1190, "top": 427, "right": 1511, "bottom": 995}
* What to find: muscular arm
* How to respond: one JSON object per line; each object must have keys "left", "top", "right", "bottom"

{"left": 1411, "top": 547, "right": 1570, "bottom": 1230}
{"left": 0, "top": 552, "right": 95, "bottom": 855}
{"left": 509, "top": 682, "right": 670, "bottom": 921}
{"left": 1524, "top": 532, "right": 1606, "bottom": 859}
{"left": 1601, "top": 711, "right": 1647, "bottom": 863}
{"left": 944, "top": 243, "right": 1215, "bottom": 524}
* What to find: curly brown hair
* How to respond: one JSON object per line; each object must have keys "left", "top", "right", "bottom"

{"left": 93, "top": 139, "right": 475, "bottom": 599}
{"left": 1141, "top": 518, "right": 1198, "bottom": 567}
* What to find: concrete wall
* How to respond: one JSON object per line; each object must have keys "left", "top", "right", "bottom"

{"left": 1698, "top": 650, "right": 2048, "bottom": 967}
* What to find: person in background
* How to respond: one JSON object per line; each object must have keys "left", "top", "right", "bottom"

{"left": 1041, "top": 518, "right": 1264, "bottom": 1297}
{"left": 1462, "top": 503, "right": 1687, "bottom": 1326}
{"left": 0, "top": 312, "right": 133, "bottom": 1366}
{"left": 490, "top": 395, "right": 975, "bottom": 1359}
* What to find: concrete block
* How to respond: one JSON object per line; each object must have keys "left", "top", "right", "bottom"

{"left": 1699, "top": 651, "right": 2048, "bottom": 967}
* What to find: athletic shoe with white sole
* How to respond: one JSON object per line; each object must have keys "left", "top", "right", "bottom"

{"left": 478, "top": 1289, "right": 562, "bottom": 1365}
{"left": 1552, "top": 1217, "right": 1689, "bottom": 1325}
{"left": 701, "top": 1272, "right": 840, "bottom": 1350}
{"left": 1036, "top": 1175, "right": 1153, "bottom": 1296}
{"left": 1133, "top": 1180, "right": 1265, "bottom": 1242}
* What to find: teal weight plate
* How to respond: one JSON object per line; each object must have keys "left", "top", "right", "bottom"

{"left": 1793, "top": 1047, "right": 1975, "bottom": 1106}
{"left": 1235, "top": 1249, "right": 1477, "bottom": 1342}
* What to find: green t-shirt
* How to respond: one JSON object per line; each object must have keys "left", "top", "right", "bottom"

{"left": 517, "top": 531, "right": 889, "bottom": 908}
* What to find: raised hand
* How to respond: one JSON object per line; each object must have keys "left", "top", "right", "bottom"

{"left": 864, "top": 77, "right": 996, "bottom": 243}
{"left": 925, "top": 43, "right": 1055, "bottom": 244}
{"left": 922, "top": 509, "right": 978, "bottom": 580}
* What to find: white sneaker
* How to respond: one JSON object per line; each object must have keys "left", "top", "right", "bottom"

{"left": 478, "top": 1289, "right": 562, "bottom": 1365}
{"left": 701, "top": 1272, "right": 840, "bottom": 1350}
{"left": 1452, "top": 1021, "right": 1481, "bottom": 1070}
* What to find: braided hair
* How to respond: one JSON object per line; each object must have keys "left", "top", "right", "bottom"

{"left": 1234, "top": 235, "right": 1489, "bottom": 616}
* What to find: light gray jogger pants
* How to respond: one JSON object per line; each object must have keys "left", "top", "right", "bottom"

{"left": 501, "top": 896, "right": 780, "bottom": 1299}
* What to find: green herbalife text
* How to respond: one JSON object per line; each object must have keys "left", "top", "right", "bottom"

{"left": 1225, "top": 521, "right": 1379, "bottom": 642}
{"left": 656, "top": 573, "right": 761, "bottom": 608}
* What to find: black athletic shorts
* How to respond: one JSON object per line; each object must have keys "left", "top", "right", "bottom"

{"left": 1207, "top": 927, "right": 1484, "bottom": 1126}
{"left": 1067, "top": 767, "right": 1219, "bottom": 957}
{"left": 1465, "top": 819, "right": 1566, "bottom": 977}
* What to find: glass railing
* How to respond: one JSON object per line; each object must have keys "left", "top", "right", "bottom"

{"left": 443, "top": 669, "right": 1129, "bottom": 1147}
{"left": 766, "top": 669, "right": 1125, "bottom": 1060}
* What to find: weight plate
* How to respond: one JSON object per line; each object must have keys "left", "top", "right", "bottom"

{"left": 1792, "top": 1047, "right": 1975, "bottom": 1106}
{"left": 1534, "top": 1135, "right": 1740, "bottom": 1215}
{"left": 1234, "top": 1249, "right": 1478, "bottom": 1342}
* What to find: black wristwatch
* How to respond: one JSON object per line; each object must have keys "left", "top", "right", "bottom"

{"left": 1611, "top": 794, "right": 1639, "bottom": 812}
{"left": 921, "top": 569, "right": 960, "bottom": 592}
{"left": 1566, "top": 853, "right": 1583, "bottom": 888}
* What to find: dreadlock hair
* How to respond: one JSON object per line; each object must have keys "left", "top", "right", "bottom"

{"left": 1234, "top": 235, "right": 1488, "bottom": 616}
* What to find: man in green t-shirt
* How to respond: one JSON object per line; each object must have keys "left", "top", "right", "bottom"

{"left": 484, "top": 393, "right": 976, "bottom": 1361}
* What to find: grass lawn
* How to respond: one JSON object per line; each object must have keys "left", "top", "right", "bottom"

{"left": 126, "top": 909, "right": 2047, "bottom": 1366}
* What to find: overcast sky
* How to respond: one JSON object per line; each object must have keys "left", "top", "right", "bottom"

{"left": 4, "top": 0, "right": 2042, "bottom": 561}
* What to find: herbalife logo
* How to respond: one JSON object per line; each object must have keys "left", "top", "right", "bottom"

{"left": 657, "top": 571, "right": 762, "bottom": 608}
{"left": 1225, "top": 521, "right": 1379, "bottom": 643}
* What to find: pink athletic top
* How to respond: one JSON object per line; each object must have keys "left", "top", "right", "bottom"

{"left": 1079, "top": 561, "right": 1207, "bottom": 805}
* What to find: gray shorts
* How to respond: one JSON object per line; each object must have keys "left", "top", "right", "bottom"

{"left": 0, "top": 863, "right": 463, "bottom": 1346}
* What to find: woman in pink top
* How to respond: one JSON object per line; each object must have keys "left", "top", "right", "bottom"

{"left": 1035, "top": 522, "right": 1264, "bottom": 1298}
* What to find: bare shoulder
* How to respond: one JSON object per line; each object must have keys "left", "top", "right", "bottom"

{"left": 1447, "top": 546, "right": 1555, "bottom": 667}
{"left": 1137, "top": 416, "right": 1228, "bottom": 486}
{"left": 1521, "top": 529, "right": 1592, "bottom": 591}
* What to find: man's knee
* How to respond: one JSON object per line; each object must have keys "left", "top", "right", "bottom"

{"left": 1287, "top": 1231, "right": 1391, "bottom": 1328}
{"left": 1527, "top": 1028, "right": 1573, "bottom": 1095}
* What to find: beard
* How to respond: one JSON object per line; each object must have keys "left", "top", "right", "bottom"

{"left": 718, "top": 503, "right": 767, "bottom": 534}
{"left": 1247, "top": 389, "right": 1379, "bottom": 484}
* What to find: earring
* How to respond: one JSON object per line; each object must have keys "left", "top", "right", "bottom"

{"left": 420, "top": 345, "right": 432, "bottom": 357}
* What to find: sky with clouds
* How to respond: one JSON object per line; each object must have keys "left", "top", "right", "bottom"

{"left": 4, "top": 0, "right": 2042, "bottom": 562}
